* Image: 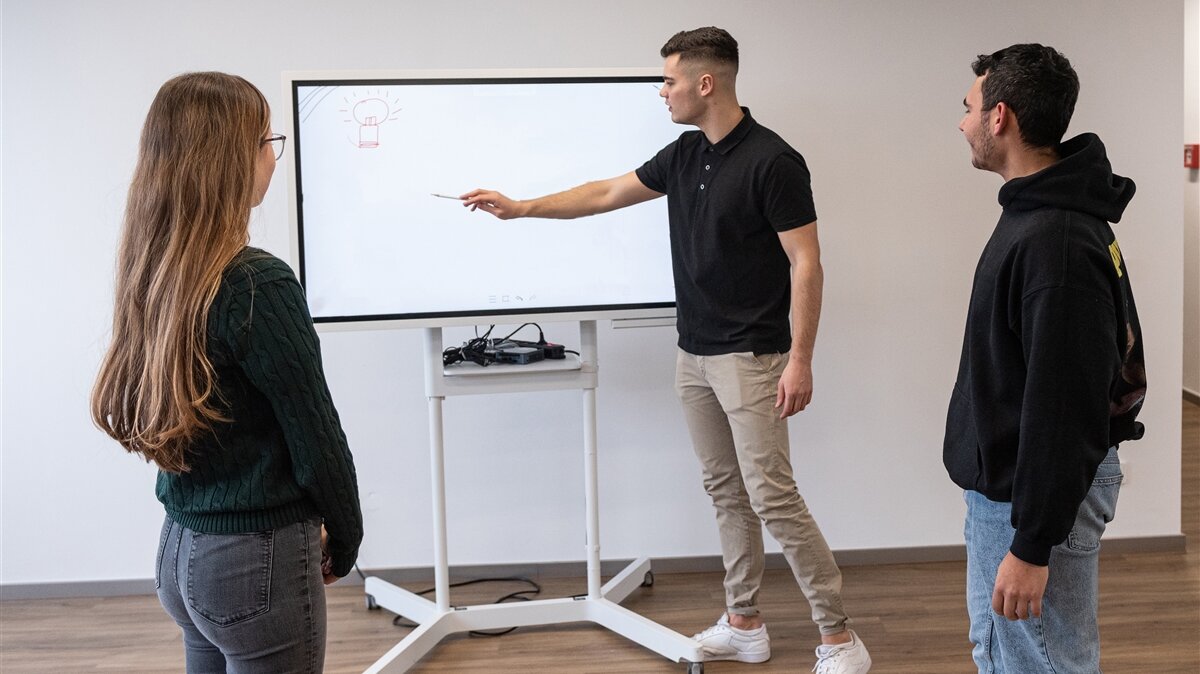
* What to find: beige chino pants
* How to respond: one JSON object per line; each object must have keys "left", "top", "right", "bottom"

{"left": 675, "top": 348, "right": 850, "bottom": 635}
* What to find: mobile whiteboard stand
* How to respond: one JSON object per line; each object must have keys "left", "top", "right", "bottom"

{"left": 362, "top": 322, "right": 704, "bottom": 673}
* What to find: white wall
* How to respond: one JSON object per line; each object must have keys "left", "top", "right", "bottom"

{"left": 1186, "top": 0, "right": 1199, "bottom": 396}
{"left": 1, "top": 0, "right": 1185, "bottom": 586}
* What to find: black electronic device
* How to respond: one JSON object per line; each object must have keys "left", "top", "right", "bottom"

{"left": 493, "top": 346, "right": 544, "bottom": 365}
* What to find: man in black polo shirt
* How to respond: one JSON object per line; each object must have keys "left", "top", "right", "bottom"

{"left": 462, "top": 27, "right": 870, "bottom": 673}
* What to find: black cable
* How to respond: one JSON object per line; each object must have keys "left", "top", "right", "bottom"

{"left": 500, "top": 322, "right": 545, "bottom": 344}
{"left": 443, "top": 325, "right": 496, "bottom": 366}
{"left": 502, "top": 323, "right": 578, "bottom": 359}
{"left": 356, "top": 559, "right": 542, "bottom": 637}
{"left": 387, "top": 576, "right": 543, "bottom": 637}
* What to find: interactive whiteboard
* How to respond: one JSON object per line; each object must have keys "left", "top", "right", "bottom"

{"left": 284, "top": 69, "right": 681, "bottom": 327}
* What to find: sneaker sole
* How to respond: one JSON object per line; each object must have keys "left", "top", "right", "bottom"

{"left": 701, "top": 649, "right": 771, "bottom": 664}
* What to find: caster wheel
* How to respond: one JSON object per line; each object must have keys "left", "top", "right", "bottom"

{"left": 684, "top": 661, "right": 703, "bottom": 673}
{"left": 365, "top": 594, "right": 379, "bottom": 610}
{"left": 641, "top": 570, "right": 655, "bottom": 587}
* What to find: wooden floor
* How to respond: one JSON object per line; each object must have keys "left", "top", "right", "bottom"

{"left": 3, "top": 400, "right": 1197, "bottom": 673}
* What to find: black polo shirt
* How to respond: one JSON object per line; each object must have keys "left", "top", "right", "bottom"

{"left": 635, "top": 108, "right": 817, "bottom": 356}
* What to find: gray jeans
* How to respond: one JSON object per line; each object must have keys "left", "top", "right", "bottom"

{"left": 675, "top": 349, "right": 850, "bottom": 634}
{"left": 156, "top": 516, "right": 327, "bottom": 673}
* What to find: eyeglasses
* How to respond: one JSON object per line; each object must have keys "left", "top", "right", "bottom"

{"left": 261, "top": 134, "right": 287, "bottom": 160}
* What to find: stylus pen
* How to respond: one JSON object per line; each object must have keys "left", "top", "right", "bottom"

{"left": 430, "top": 193, "right": 462, "bottom": 200}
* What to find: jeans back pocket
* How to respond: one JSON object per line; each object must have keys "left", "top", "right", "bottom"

{"left": 186, "top": 530, "right": 274, "bottom": 626}
{"left": 1064, "top": 455, "right": 1122, "bottom": 554}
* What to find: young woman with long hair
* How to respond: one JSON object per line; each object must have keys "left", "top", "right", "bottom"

{"left": 91, "top": 71, "right": 363, "bottom": 672}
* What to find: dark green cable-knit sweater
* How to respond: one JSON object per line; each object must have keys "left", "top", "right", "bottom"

{"left": 156, "top": 247, "right": 363, "bottom": 577}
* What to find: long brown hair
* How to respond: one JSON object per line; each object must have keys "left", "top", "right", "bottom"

{"left": 91, "top": 72, "right": 270, "bottom": 473}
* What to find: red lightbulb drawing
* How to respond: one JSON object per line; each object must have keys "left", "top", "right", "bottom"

{"left": 340, "top": 90, "right": 401, "bottom": 148}
{"left": 353, "top": 98, "right": 387, "bottom": 148}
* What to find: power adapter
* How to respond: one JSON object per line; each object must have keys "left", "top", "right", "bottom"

{"left": 511, "top": 339, "right": 566, "bottom": 359}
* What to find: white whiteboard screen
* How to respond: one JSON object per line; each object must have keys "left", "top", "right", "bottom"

{"left": 291, "top": 76, "right": 680, "bottom": 325}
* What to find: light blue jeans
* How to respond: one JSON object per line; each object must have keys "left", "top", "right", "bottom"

{"left": 964, "top": 448, "right": 1122, "bottom": 674}
{"left": 156, "top": 516, "right": 327, "bottom": 673}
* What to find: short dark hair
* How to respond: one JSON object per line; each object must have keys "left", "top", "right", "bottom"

{"left": 971, "top": 43, "right": 1079, "bottom": 149}
{"left": 661, "top": 26, "right": 739, "bottom": 74}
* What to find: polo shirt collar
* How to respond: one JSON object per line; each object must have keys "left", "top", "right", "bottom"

{"left": 706, "top": 107, "right": 755, "bottom": 155}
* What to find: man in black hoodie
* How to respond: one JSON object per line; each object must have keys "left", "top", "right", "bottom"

{"left": 946, "top": 44, "right": 1146, "bottom": 673}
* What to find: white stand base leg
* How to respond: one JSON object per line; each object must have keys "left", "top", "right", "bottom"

{"left": 601, "top": 556, "right": 654, "bottom": 603}
{"left": 361, "top": 558, "right": 703, "bottom": 672}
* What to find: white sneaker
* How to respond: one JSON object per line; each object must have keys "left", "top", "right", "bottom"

{"left": 691, "top": 613, "right": 771, "bottom": 663}
{"left": 812, "top": 629, "right": 871, "bottom": 673}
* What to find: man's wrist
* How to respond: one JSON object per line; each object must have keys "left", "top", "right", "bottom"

{"left": 788, "top": 350, "right": 812, "bottom": 365}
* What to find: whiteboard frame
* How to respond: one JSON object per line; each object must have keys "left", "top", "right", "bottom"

{"left": 281, "top": 68, "right": 678, "bottom": 331}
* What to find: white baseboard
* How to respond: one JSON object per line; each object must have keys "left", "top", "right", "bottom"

{"left": 1, "top": 535, "right": 1184, "bottom": 600}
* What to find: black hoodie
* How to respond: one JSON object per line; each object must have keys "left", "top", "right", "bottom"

{"left": 943, "top": 133, "right": 1146, "bottom": 566}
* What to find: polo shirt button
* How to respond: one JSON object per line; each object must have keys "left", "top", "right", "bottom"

{"left": 700, "top": 184, "right": 705, "bottom": 190}
{"left": 705, "top": 165, "right": 710, "bottom": 170}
